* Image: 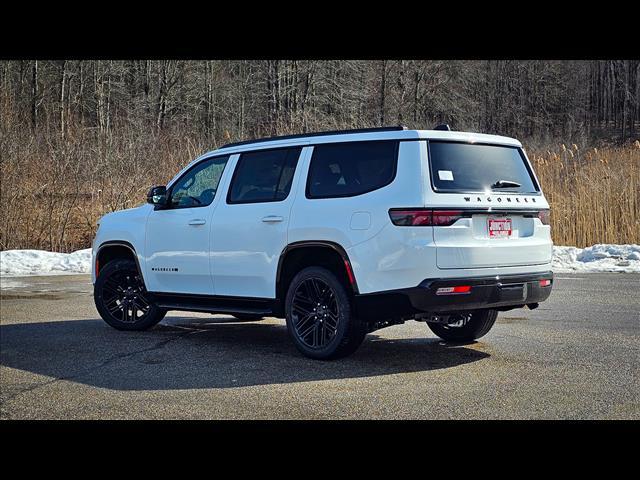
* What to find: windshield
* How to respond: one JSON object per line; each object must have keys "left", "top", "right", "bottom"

{"left": 427, "top": 141, "right": 539, "bottom": 194}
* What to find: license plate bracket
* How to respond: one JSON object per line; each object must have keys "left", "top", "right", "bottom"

{"left": 488, "top": 217, "right": 512, "bottom": 238}
{"left": 498, "top": 282, "right": 527, "bottom": 301}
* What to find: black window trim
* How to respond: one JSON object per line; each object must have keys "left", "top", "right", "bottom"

{"left": 304, "top": 140, "right": 400, "bottom": 200}
{"left": 164, "top": 154, "right": 231, "bottom": 210}
{"left": 426, "top": 139, "right": 542, "bottom": 196}
{"left": 226, "top": 146, "right": 303, "bottom": 205}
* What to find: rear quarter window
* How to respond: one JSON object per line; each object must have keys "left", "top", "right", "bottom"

{"left": 428, "top": 141, "right": 539, "bottom": 194}
{"left": 306, "top": 140, "right": 398, "bottom": 199}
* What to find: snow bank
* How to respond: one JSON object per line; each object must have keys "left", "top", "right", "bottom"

{"left": 552, "top": 244, "right": 640, "bottom": 273}
{"left": 1, "top": 244, "right": 639, "bottom": 277}
{"left": 0, "top": 248, "right": 92, "bottom": 277}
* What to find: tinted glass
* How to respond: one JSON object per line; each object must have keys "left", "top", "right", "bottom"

{"left": 428, "top": 141, "right": 538, "bottom": 193}
{"left": 307, "top": 141, "right": 398, "bottom": 198}
{"left": 228, "top": 147, "right": 301, "bottom": 203}
{"left": 170, "top": 155, "right": 229, "bottom": 208}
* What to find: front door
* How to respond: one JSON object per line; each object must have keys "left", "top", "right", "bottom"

{"left": 144, "top": 154, "right": 230, "bottom": 294}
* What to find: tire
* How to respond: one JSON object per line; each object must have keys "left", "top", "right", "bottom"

{"left": 285, "top": 266, "right": 366, "bottom": 360}
{"left": 94, "top": 259, "right": 166, "bottom": 331}
{"left": 232, "top": 314, "right": 264, "bottom": 321}
{"left": 427, "top": 309, "right": 498, "bottom": 343}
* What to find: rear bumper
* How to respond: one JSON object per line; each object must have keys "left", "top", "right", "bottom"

{"left": 354, "top": 271, "right": 553, "bottom": 321}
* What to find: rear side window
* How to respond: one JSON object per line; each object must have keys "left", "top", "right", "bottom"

{"left": 428, "top": 141, "right": 539, "bottom": 194}
{"left": 306, "top": 141, "right": 398, "bottom": 199}
{"left": 227, "top": 147, "right": 302, "bottom": 204}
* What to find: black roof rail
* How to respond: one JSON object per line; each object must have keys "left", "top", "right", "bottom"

{"left": 434, "top": 123, "right": 451, "bottom": 131}
{"left": 220, "top": 125, "right": 408, "bottom": 149}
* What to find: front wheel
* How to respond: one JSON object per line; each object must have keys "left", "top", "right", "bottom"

{"left": 94, "top": 259, "right": 166, "bottom": 331}
{"left": 285, "top": 267, "right": 366, "bottom": 360}
{"left": 427, "top": 310, "right": 498, "bottom": 343}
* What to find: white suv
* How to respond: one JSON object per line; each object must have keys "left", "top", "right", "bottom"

{"left": 92, "top": 126, "right": 553, "bottom": 359}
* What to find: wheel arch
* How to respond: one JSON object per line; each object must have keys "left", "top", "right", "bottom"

{"left": 96, "top": 241, "right": 145, "bottom": 284}
{"left": 275, "top": 241, "right": 359, "bottom": 316}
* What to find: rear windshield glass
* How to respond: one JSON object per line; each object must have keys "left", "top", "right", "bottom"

{"left": 428, "top": 141, "right": 539, "bottom": 194}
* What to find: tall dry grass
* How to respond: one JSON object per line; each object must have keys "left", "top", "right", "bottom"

{"left": 1, "top": 94, "right": 638, "bottom": 252}
{"left": 530, "top": 142, "right": 640, "bottom": 247}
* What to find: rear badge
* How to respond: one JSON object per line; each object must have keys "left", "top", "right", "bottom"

{"left": 461, "top": 195, "right": 537, "bottom": 204}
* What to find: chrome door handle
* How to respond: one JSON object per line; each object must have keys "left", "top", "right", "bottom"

{"left": 261, "top": 215, "right": 284, "bottom": 223}
{"left": 188, "top": 219, "right": 206, "bottom": 226}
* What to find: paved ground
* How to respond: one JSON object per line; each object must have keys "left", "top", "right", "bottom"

{"left": 0, "top": 273, "right": 638, "bottom": 419}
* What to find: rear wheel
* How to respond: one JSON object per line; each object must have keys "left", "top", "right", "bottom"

{"left": 427, "top": 310, "right": 497, "bottom": 343}
{"left": 285, "top": 266, "right": 366, "bottom": 360}
{"left": 94, "top": 259, "right": 166, "bottom": 331}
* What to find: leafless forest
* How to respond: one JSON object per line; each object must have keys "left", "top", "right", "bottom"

{"left": 1, "top": 60, "right": 638, "bottom": 251}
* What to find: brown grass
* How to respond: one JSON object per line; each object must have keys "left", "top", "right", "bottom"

{"left": 1, "top": 98, "right": 638, "bottom": 251}
{"left": 530, "top": 142, "right": 640, "bottom": 247}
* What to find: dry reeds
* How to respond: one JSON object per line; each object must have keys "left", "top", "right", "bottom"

{"left": 530, "top": 143, "right": 640, "bottom": 247}
{"left": 1, "top": 106, "right": 639, "bottom": 251}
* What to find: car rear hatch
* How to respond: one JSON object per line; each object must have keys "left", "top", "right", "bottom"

{"left": 426, "top": 140, "right": 552, "bottom": 269}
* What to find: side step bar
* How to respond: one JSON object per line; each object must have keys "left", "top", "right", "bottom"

{"left": 147, "top": 291, "right": 275, "bottom": 316}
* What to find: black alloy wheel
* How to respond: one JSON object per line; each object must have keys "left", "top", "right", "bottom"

{"left": 291, "top": 277, "right": 340, "bottom": 350}
{"left": 285, "top": 266, "right": 366, "bottom": 360}
{"left": 94, "top": 259, "right": 166, "bottom": 331}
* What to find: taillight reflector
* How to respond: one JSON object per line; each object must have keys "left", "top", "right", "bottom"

{"left": 388, "top": 209, "right": 432, "bottom": 226}
{"left": 539, "top": 279, "right": 551, "bottom": 287}
{"left": 538, "top": 209, "right": 550, "bottom": 225}
{"left": 436, "top": 285, "right": 471, "bottom": 295}
{"left": 344, "top": 259, "right": 355, "bottom": 285}
{"left": 432, "top": 210, "right": 464, "bottom": 226}
{"left": 389, "top": 209, "right": 465, "bottom": 227}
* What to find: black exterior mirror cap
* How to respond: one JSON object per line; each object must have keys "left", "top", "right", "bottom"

{"left": 147, "top": 185, "right": 168, "bottom": 206}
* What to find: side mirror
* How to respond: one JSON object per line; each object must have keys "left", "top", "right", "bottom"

{"left": 147, "top": 185, "right": 168, "bottom": 207}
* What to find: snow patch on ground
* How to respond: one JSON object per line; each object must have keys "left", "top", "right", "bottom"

{"left": 552, "top": 244, "right": 640, "bottom": 273}
{"left": 1, "top": 244, "right": 639, "bottom": 277}
{"left": 0, "top": 248, "right": 92, "bottom": 277}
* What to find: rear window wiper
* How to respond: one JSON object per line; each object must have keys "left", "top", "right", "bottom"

{"left": 491, "top": 180, "right": 521, "bottom": 189}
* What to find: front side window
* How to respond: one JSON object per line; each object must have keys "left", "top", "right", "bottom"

{"left": 306, "top": 141, "right": 398, "bottom": 199}
{"left": 169, "top": 155, "right": 229, "bottom": 208}
{"left": 428, "top": 141, "right": 539, "bottom": 194}
{"left": 227, "top": 147, "right": 301, "bottom": 204}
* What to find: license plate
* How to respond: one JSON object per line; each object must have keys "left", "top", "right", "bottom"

{"left": 488, "top": 218, "right": 512, "bottom": 238}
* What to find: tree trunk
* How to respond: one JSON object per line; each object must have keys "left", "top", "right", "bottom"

{"left": 59, "top": 60, "right": 67, "bottom": 138}
{"left": 31, "top": 60, "right": 38, "bottom": 130}
{"left": 379, "top": 60, "right": 387, "bottom": 126}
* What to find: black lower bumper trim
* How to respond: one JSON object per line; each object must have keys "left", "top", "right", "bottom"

{"left": 354, "top": 271, "right": 553, "bottom": 321}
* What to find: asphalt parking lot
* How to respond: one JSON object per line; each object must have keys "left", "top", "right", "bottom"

{"left": 0, "top": 273, "right": 638, "bottom": 419}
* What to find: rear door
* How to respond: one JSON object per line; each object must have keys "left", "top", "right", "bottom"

{"left": 209, "top": 146, "right": 305, "bottom": 298}
{"left": 426, "top": 141, "right": 552, "bottom": 269}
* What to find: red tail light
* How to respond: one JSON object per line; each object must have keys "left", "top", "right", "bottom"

{"left": 388, "top": 209, "right": 432, "bottom": 226}
{"left": 538, "top": 209, "right": 550, "bottom": 225}
{"left": 539, "top": 279, "right": 551, "bottom": 287}
{"left": 432, "top": 210, "right": 464, "bottom": 226}
{"left": 389, "top": 209, "right": 465, "bottom": 226}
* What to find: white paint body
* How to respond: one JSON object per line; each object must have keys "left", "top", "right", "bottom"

{"left": 92, "top": 129, "right": 553, "bottom": 297}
